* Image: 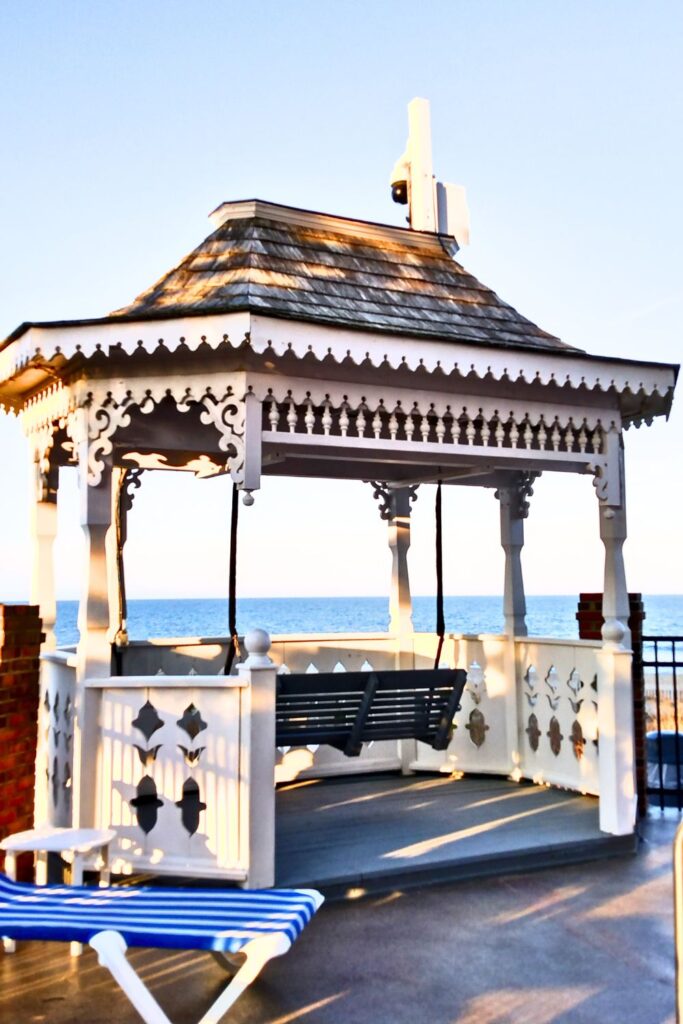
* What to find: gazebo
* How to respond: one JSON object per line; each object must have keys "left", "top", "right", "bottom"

{"left": 0, "top": 102, "right": 677, "bottom": 888}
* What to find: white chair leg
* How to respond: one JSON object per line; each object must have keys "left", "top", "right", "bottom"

{"left": 3, "top": 851, "right": 17, "bottom": 952}
{"left": 35, "top": 851, "right": 47, "bottom": 885}
{"left": 99, "top": 843, "right": 111, "bottom": 887}
{"left": 90, "top": 929, "right": 294, "bottom": 1024}
{"left": 70, "top": 854, "right": 84, "bottom": 957}
{"left": 197, "top": 933, "right": 291, "bottom": 1024}
{"left": 90, "top": 931, "right": 173, "bottom": 1024}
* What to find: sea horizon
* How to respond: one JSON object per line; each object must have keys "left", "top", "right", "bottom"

{"left": 47, "top": 593, "right": 683, "bottom": 648}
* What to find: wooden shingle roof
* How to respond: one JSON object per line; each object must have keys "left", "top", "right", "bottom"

{"left": 111, "top": 200, "right": 577, "bottom": 354}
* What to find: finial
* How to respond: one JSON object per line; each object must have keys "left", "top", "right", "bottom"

{"left": 244, "top": 628, "right": 272, "bottom": 667}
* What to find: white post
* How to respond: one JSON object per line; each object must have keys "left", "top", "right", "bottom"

{"left": 77, "top": 459, "right": 114, "bottom": 680}
{"left": 73, "top": 453, "right": 114, "bottom": 828}
{"left": 600, "top": 502, "right": 631, "bottom": 650}
{"left": 497, "top": 484, "right": 529, "bottom": 638}
{"left": 406, "top": 98, "right": 437, "bottom": 232}
{"left": 106, "top": 466, "right": 126, "bottom": 645}
{"left": 29, "top": 441, "right": 59, "bottom": 650}
{"left": 387, "top": 487, "right": 415, "bottom": 639}
{"left": 238, "top": 629, "right": 277, "bottom": 888}
{"left": 378, "top": 485, "right": 418, "bottom": 772}
{"left": 595, "top": 431, "right": 635, "bottom": 835}
{"left": 496, "top": 478, "right": 533, "bottom": 780}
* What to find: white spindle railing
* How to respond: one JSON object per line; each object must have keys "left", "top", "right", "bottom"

{"left": 264, "top": 392, "right": 604, "bottom": 455}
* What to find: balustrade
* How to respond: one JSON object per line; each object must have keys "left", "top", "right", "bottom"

{"left": 263, "top": 393, "right": 603, "bottom": 455}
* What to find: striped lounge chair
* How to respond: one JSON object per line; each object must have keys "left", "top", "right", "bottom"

{"left": 0, "top": 872, "right": 323, "bottom": 1024}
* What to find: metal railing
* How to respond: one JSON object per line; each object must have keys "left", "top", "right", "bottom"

{"left": 642, "top": 636, "right": 683, "bottom": 810}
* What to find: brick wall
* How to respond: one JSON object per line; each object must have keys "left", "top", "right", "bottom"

{"left": 0, "top": 604, "right": 42, "bottom": 879}
{"left": 576, "top": 593, "right": 648, "bottom": 817}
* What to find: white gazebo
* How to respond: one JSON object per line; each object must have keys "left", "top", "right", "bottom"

{"left": 0, "top": 102, "right": 677, "bottom": 887}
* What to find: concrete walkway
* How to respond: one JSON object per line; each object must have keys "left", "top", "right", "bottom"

{"left": 1, "top": 815, "right": 677, "bottom": 1024}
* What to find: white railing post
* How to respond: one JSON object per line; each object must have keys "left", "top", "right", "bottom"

{"left": 595, "top": 431, "right": 635, "bottom": 834}
{"left": 597, "top": 643, "right": 636, "bottom": 834}
{"left": 238, "top": 628, "right": 277, "bottom": 888}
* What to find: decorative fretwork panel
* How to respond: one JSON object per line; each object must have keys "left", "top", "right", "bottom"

{"left": 517, "top": 639, "right": 600, "bottom": 794}
{"left": 37, "top": 656, "right": 76, "bottom": 827}
{"left": 93, "top": 683, "right": 243, "bottom": 878}
{"left": 410, "top": 634, "right": 512, "bottom": 776}
{"left": 270, "top": 636, "right": 402, "bottom": 781}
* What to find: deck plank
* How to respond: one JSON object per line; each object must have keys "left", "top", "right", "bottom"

{"left": 276, "top": 773, "right": 634, "bottom": 896}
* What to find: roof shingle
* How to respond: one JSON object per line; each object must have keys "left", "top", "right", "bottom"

{"left": 112, "top": 203, "right": 577, "bottom": 353}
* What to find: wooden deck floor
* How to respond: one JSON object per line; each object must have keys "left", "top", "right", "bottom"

{"left": 276, "top": 772, "right": 635, "bottom": 897}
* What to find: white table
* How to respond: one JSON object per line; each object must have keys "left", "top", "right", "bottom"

{"left": 1, "top": 826, "right": 116, "bottom": 955}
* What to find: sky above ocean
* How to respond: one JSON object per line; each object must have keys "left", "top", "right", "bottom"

{"left": 0, "top": 2, "right": 681, "bottom": 601}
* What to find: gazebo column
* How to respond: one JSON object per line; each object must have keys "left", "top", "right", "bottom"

{"left": 387, "top": 487, "right": 416, "bottom": 639}
{"left": 28, "top": 436, "right": 59, "bottom": 650}
{"left": 595, "top": 428, "right": 635, "bottom": 835}
{"left": 77, "top": 460, "right": 114, "bottom": 681}
{"left": 106, "top": 467, "right": 143, "bottom": 647}
{"left": 600, "top": 504, "right": 630, "bottom": 649}
{"left": 370, "top": 482, "right": 417, "bottom": 642}
{"left": 72, "top": 443, "right": 115, "bottom": 828}
{"left": 496, "top": 474, "right": 535, "bottom": 778}
{"left": 371, "top": 483, "right": 417, "bottom": 772}
{"left": 497, "top": 475, "right": 535, "bottom": 638}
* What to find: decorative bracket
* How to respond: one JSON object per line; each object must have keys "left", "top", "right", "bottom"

{"left": 369, "top": 481, "right": 419, "bottom": 521}
{"left": 88, "top": 396, "right": 134, "bottom": 486}
{"left": 588, "top": 422, "right": 623, "bottom": 508}
{"left": 31, "top": 424, "right": 59, "bottom": 503}
{"left": 198, "top": 388, "right": 246, "bottom": 479}
{"left": 120, "top": 467, "right": 144, "bottom": 516}
{"left": 494, "top": 471, "right": 540, "bottom": 519}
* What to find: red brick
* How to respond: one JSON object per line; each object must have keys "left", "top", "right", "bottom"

{"left": 0, "top": 603, "right": 41, "bottom": 841}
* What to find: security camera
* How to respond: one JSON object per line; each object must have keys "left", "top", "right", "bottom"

{"left": 391, "top": 180, "right": 408, "bottom": 205}
{"left": 390, "top": 152, "right": 410, "bottom": 205}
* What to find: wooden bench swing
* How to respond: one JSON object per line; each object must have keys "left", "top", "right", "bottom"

{"left": 226, "top": 481, "right": 467, "bottom": 756}
{"left": 276, "top": 666, "right": 467, "bottom": 755}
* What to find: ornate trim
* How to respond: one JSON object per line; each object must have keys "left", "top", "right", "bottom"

{"left": 51, "top": 381, "right": 250, "bottom": 486}
{"left": 1, "top": 317, "right": 674, "bottom": 418}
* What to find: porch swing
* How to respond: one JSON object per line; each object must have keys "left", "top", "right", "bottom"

{"left": 225, "top": 481, "right": 467, "bottom": 757}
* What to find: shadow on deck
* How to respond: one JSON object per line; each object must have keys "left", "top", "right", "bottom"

{"left": 276, "top": 772, "right": 635, "bottom": 898}
{"left": 2, "top": 786, "right": 676, "bottom": 1023}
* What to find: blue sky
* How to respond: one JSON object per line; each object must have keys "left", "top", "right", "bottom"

{"left": 0, "top": 1, "right": 681, "bottom": 600}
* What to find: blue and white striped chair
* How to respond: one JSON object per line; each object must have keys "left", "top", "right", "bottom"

{"left": 0, "top": 872, "right": 323, "bottom": 1024}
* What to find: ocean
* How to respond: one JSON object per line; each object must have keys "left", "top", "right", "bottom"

{"left": 52, "top": 594, "right": 683, "bottom": 647}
